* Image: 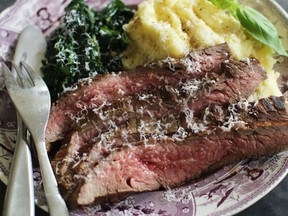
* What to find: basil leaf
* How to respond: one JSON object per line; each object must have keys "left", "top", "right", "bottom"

{"left": 208, "top": 0, "right": 238, "bottom": 11}
{"left": 236, "top": 6, "right": 287, "bottom": 56}
{"left": 208, "top": 0, "right": 287, "bottom": 57}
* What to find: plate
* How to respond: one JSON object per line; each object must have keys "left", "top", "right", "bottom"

{"left": 0, "top": 0, "right": 288, "bottom": 215}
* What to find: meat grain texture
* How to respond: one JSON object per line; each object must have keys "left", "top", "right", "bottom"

{"left": 73, "top": 96, "right": 288, "bottom": 206}
{"left": 46, "top": 44, "right": 288, "bottom": 208}
{"left": 46, "top": 43, "right": 231, "bottom": 148}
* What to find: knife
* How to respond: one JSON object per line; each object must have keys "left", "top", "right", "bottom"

{"left": 2, "top": 25, "right": 47, "bottom": 216}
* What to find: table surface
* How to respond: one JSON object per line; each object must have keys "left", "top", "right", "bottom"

{"left": 0, "top": 0, "right": 288, "bottom": 216}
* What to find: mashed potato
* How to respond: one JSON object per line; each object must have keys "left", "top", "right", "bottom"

{"left": 122, "top": 0, "right": 282, "bottom": 100}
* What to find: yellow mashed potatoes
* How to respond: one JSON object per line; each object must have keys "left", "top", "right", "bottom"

{"left": 122, "top": 0, "right": 282, "bottom": 100}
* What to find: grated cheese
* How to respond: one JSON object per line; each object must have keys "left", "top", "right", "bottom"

{"left": 220, "top": 99, "right": 249, "bottom": 131}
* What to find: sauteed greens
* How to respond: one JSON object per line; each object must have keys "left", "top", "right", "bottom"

{"left": 42, "top": 0, "right": 134, "bottom": 100}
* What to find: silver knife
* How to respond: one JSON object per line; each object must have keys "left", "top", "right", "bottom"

{"left": 3, "top": 113, "right": 34, "bottom": 216}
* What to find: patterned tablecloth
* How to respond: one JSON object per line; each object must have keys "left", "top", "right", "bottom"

{"left": 0, "top": 0, "right": 287, "bottom": 216}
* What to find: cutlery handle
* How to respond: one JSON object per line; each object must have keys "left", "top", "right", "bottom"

{"left": 3, "top": 116, "right": 34, "bottom": 216}
{"left": 34, "top": 133, "right": 69, "bottom": 216}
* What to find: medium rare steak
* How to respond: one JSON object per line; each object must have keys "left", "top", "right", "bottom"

{"left": 45, "top": 43, "right": 231, "bottom": 149}
{"left": 58, "top": 96, "right": 288, "bottom": 207}
{"left": 47, "top": 42, "right": 277, "bottom": 209}
{"left": 51, "top": 57, "right": 267, "bottom": 190}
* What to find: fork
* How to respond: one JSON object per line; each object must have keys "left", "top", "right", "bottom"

{"left": 2, "top": 62, "right": 69, "bottom": 216}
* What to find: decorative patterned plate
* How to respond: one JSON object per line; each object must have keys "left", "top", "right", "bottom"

{"left": 0, "top": 0, "right": 288, "bottom": 215}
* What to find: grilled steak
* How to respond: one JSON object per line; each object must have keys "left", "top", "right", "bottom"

{"left": 45, "top": 43, "right": 231, "bottom": 150}
{"left": 47, "top": 43, "right": 281, "bottom": 209}
{"left": 51, "top": 57, "right": 266, "bottom": 193}
{"left": 56, "top": 96, "right": 288, "bottom": 207}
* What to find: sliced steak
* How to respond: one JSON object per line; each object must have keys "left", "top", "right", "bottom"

{"left": 61, "top": 96, "right": 288, "bottom": 207}
{"left": 46, "top": 43, "right": 231, "bottom": 149}
{"left": 51, "top": 57, "right": 266, "bottom": 191}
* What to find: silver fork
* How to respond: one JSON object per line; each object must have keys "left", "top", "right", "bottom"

{"left": 2, "top": 62, "right": 69, "bottom": 216}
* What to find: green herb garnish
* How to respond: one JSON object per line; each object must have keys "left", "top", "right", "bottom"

{"left": 42, "top": 0, "right": 134, "bottom": 101}
{"left": 208, "top": 0, "right": 288, "bottom": 57}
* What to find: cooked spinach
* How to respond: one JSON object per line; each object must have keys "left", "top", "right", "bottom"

{"left": 42, "top": 0, "right": 134, "bottom": 101}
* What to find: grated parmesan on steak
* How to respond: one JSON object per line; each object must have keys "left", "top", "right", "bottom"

{"left": 46, "top": 43, "right": 232, "bottom": 150}
{"left": 45, "top": 44, "right": 288, "bottom": 209}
